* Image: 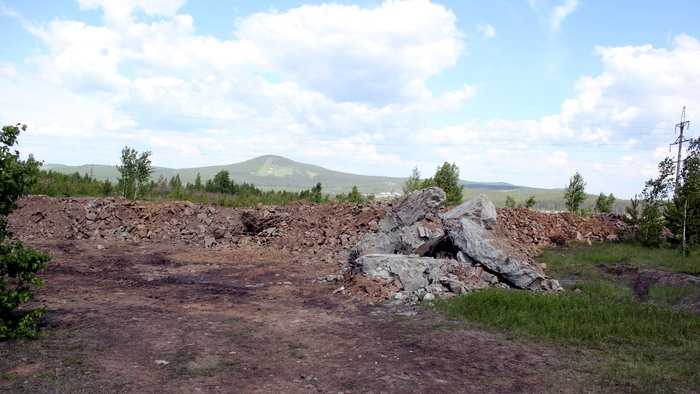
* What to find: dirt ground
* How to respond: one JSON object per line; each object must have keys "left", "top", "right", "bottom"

{"left": 0, "top": 198, "right": 600, "bottom": 393}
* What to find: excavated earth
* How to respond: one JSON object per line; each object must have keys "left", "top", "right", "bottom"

{"left": 0, "top": 196, "right": 623, "bottom": 393}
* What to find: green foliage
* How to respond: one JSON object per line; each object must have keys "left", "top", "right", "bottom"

{"left": 531, "top": 242, "right": 700, "bottom": 392}
{"left": 595, "top": 193, "right": 615, "bottom": 213}
{"left": 31, "top": 170, "right": 113, "bottom": 197}
{"left": 347, "top": 185, "right": 362, "bottom": 203}
{"left": 436, "top": 283, "right": 698, "bottom": 345}
{"left": 403, "top": 167, "right": 422, "bottom": 194}
{"left": 435, "top": 283, "right": 700, "bottom": 393}
{"left": 540, "top": 242, "right": 700, "bottom": 278}
{"left": 193, "top": 173, "right": 203, "bottom": 191}
{"left": 433, "top": 162, "right": 463, "bottom": 205}
{"left": 564, "top": 171, "right": 586, "bottom": 213}
{"left": 504, "top": 195, "right": 516, "bottom": 208}
{"left": 335, "top": 185, "right": 371, "bottom": 203}
{"left": 524, "top": 195, "right": 536, "bottom": 209}
{"left": 627, "top": 158, "right": 675, "bottom": 247}
{"left": 0, "top": 124, "right": 50, "bottom": 340}
{"left": 117, "top": 146, "right": 152, "bottom": 200}
{"left": 665, "top": 138, "right": 700, "bottom": 246}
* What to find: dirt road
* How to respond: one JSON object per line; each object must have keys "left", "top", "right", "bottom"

{"left": 1, "top": 197, "right": 600, "bottom": 392}
{"left": 0, "top": 238, "right": 587, "bottom": 393}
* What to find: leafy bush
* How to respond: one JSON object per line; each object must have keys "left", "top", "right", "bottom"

{"left": 505, "top": 195, "right": 516, "bottom": 208}
{"left": 1, "top": 124, "right": 50, "bottom": 340}
{"left": 402, "top": 162, "right": 463, "bottom": 205}
{"left": 564, "top": 171, "right": 586, "bottom": 213}
{"left": 595, "top": 192, "right": 615, "bottom": 213}
{"left": 524, "top": 195, "right": 536, "bottom": 209}
{"left": 117, "top": 146, "right": 152, "bottom": 200}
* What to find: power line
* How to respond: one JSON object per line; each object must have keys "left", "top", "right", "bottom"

{"left": 670, "top": 106, "right": 691, "bottom": 190}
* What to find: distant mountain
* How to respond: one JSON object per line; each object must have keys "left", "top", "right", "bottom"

{"left": 44, "top": 155, "right": 521, "bottom": 195}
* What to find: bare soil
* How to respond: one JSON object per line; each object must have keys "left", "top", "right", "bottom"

{"left": 0, "top": 197, "right": 601, "bottom": 393}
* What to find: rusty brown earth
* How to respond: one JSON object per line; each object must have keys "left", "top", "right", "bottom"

{"left": 0, "top": 197, "right": 618, "bottom": 393}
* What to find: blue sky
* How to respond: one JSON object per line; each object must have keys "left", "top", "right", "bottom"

{"left": 1, "top": 0, "right": 700, "bottom": 197}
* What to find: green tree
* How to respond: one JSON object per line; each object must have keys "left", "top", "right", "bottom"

{"left": 403, "top": 167, "right": 422, "bottom": 194}
{"left": 0, "top": 124, "right": 50, "bottom": 340}
{"left": 595, "top": 193, "right": 616, "bottom": 213}
{"left": 194, "top": 173, "right": 203, "bottom": 191}
{"left": 664, "top": 139, "right": 700, "bottom": 246}
{"left": 524, "top": 195, "right": 536, "bottom": 209}
{"left": 433, "top": 162, "right": 463, "bottom": 205}
{"left": 212, "top": 170, "right": 232, "bottom": 193}
{"left": 169, "top": 175, "right": 183, "bottom": 197}
{"left": 347, "top": 185, "right": 363, "bottom": 203}
{"left": 505, "top": 195, "right": 517, "bottom": 208}
{"left": 117, "top": 146, "right": 152, "bottom": 199}
{"left": 310, "top": 182, "right": 323, "bottom": 203}
{"left": 564, "top": 171, "right": 586, "bottom": 214}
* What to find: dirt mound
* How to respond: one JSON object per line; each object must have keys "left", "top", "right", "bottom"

{"left": 497, "top": 208, "right": 626, "bottom": 259}
{"left": 10, "top": 195, "right": 385, "bottom": 266}
{"left": 10, "top": 196, "right": 625, "bottom": 281}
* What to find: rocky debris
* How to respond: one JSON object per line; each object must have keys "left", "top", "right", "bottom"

{"left": 349, "top": 188, "right": 445, "bottom": 261}
{"left": 497, "top": 208, "right": 626, "bottom": 259}
{"left": 441, "top": 194, "right": 497, "bottom": 229}
{"left": 350, "top": 191, "right": 562, "bottom": 302}
{"left": 9, "top": 196, "right": 386, "bottom": 270}
{"left": 445, "top": 216, "right": 556, "bottom": 291}
{"left": 357, "top": 254, "right": 495, "bottom": 303}
{"left": 10, "top": 194, "right": 625, "bottom": 304}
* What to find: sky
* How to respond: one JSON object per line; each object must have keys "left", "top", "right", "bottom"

{"left": 1, "top": 0, "right": 700, "bottom": 197}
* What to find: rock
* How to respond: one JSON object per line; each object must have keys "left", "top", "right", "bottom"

{"left": 204, "top": 236, "right": 216, "bottom": 248}
{"left": 96, "top": 244, "right": 105, "bottom": 250}
{"left": 359, "top": 254, "right": 433, "bottom": 291}
{"left": 357, "top": 253, "right": 490, "bottom": 297}
{"left": 422, "top": 293, "right": 436, "bottom": 302}
{"left": 379, "top": 187, "right": 446, "bottom": 231}
{"left": 441, "top": 194, "right": 497, "bottom": 229}
{"left": 85, "top": 212, "right": 97, "bottom": 221}
{"left": 350, "top": 188, "right": 445, "bottom": 263}
{"left": 213, "top": 227, "right": 226, "bottom": 239}
{"left": 445, "top": 217, "right": 561, "bottom": 291}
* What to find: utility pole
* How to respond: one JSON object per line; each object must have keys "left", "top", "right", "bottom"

{"left": 671, "top": 106, "right": 691, "bottom": 191}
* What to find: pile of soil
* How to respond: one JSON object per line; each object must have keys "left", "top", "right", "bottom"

{"left": 10, "top": 196, "right": 625, "bottom": 270}
{"left": 497, "top": 208, "right": 626, "bottom": 258}
{"left": 10, "top": 196, "right": 385, "bottom": 268}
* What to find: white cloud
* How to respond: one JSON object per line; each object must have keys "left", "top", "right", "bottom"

{"left": 4, "top": 1, "right": 700, "bottom": 197}
{"left": 416, "top": 34, "right": 700, "bottom": 195}
{"left": 477, "top": 23, "right": 496, "bottom": 39}
{"left": 550, "top": 0, "right": 578, "bottom": 31}
{"left": 236, "top": 0, "right": 464, "bottom": 104}
{"left": 78, "top": 0, "right": 186, "bottom": 24}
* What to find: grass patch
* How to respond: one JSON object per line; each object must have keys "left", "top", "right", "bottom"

{"left": 436, "top": 283, "right": 698, "bottom": 345}
{"left": 648, "top": 285, "right": 700, "bottom": 308}
{"left": 540, "top": 242, "right": 700, "bottom": 278}
{"left": 435, "top": 283, "right": 700, "bottom": 393}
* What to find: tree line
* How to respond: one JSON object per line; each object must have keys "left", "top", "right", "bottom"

{"left": 30, "top": 146, "right": 374, "bottom": 207}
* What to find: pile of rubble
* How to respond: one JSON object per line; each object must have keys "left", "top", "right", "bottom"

{"left": 10, "top": 196, "right": 384, "bottom": 259}
{"left": 11, "top": 193, "right": 627, "bottom": 304}
{"left": 497, "top": 208, "right": 626, "bottom": 259}
{"left": 347, "top": 188, "right": 563, "bottom": 303}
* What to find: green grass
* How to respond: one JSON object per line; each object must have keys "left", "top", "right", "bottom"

{"left": 648, "top": 285, "right": 700, "bottom": 308}
{"left": 436, "top": 283, "right": 700, "bottom": 393}
{"left": 436, "top": 283, "right": 698, "bottom": 345}
{"left": 541, "top": 242, "right": 700, "bottom": 278}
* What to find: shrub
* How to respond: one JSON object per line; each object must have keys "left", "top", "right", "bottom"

{"left": 564, "top": 171, "right": 586, "bottom": 213}
{"left": 1, "top": 124, "right": 50, "bottom": 340}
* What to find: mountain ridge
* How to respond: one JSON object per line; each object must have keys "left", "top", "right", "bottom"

{"left": 44, "top": 154, "right": 524, "bottom": 194}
